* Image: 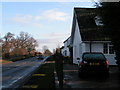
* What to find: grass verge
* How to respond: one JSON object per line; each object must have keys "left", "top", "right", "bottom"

{"left": 21, "top": 62, "right": 55, "bottom": 88}
{"left": 0, "top": 60, "right": 12, "bottom": 64}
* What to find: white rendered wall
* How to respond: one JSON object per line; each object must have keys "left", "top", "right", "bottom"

{"left": 61, "top": 48, "right": 65, "bottom": 56}
{"left": 85, "top": 42, "right": 103, "bottom": 52}
{"left": 84, "top": 42, "right": 116, "bottom": 65}
{"left": 73, "top": 19, "right": 82, "bottom": 64}
{"left": 62, "top": 40, "right": 70, "bottom": 57}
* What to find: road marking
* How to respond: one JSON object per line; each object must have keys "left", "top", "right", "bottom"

{"left": 44, "top": 61, "right": 55, "bottom": 64}
{"left": 23, "top": 85, "right": 38, "bottom": 88}
{"left": 63, "top": 70, "right": 78, "bottom": 72}
{"left": 32, "top": 74, "right": 46, "bottom": 76}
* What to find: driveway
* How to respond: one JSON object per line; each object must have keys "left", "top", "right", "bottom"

{"left": 61, "top": 64, "right": 120, "bottom": 88}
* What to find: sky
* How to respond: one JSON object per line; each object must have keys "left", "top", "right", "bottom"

{"left": 2, "top": 1, "right": 97, "bottom": 52}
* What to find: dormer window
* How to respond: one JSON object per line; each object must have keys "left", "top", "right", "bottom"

{"left": 94, "top": 16, "right": 104, "bottom": 26}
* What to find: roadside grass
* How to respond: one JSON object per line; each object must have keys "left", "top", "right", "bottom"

{"left": 2, "top": 55, "right": 33, "bottom": 62}
{"left": 1, "top": 55, "right": 34, "bottom": 64}
{"left": 21, "top": 62, "right": 55, "bottom": 88}
{"left": 8, "top": 57, "right": 26, "bottom": 62}
{"left": 0, "top": 60, "right": 12, "bottom": 64}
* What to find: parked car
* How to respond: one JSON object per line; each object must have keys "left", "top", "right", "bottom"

{"left": 78, "top": 52, "right": 109, "bottom": 77}
{"left": 37, "top": 55, "right": 44, "bottom": 60}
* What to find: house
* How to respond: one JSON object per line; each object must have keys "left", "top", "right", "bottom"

{"left": 69, "top": 8, "right": 116, "bottom": 65}
{"left": 61, "top": 37, "right": 71, "bottom": 57}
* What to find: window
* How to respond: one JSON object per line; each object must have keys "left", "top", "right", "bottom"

{"left": 103, "top": 43, "right": 108, "bottom": 54}
{"left": 94, "top": 16, "right": 104, "bottom": 26}
{"left": 103, "top": 43, "right": 114, "bottom": 54}
{"left": 64, "top": 50, "right": 67, "bottom": 56}
{"left": 109, "top": 43, "right": 114, "bottom": 54}
{"left": 83, "top": 53, "right": 106, "bottom": 60}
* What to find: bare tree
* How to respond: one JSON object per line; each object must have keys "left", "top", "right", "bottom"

{"left": 16, "top": 32, "right": 38, "bottom": 49}
{"left": 11, "top": 32, "right": 38, "bottom": 56}
{"left": 56, "top": 43, "right": 61, "bottom": 49}
{"left": 2, "top": 32, "right": 15, "bottom": 58}
{"left": 2, "top": 32, "right": 38, "bottom": 58}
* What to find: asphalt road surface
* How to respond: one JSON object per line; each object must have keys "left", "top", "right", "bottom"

{"left": 62, "top": 64, "right": 120, "bottom": 88}
{"left": 2, "top": 57, "right": 48, "bottom": 89}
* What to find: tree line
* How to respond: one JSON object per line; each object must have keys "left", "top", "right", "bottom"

{"left": 0, "top": 32, "right": 38, "bottom": 59}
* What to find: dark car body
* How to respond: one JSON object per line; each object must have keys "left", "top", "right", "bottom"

{"left": 78, "top": 52, "right": 109, "bottom": 76}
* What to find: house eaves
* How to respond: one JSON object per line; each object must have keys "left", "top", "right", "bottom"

{"left": 70, "top": 9, "right": 77, "bottom": 47}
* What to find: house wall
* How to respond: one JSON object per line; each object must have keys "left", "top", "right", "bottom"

{"left": 73, "top": 36, "right": 116, "bottom": 65}
{"left": 85, "top": 42, "right": 103, "bottom": 52}
{"left": 73, "top": 19, "right": 82, "bottom": 64}
{"left": 61, "top": 40, "right": 70, "bottom": 57}
{"left": 85, "top": 42, "right": 116, "bottom": 65}
{"left": 61, "top": 47, "right": 69, "bottom": 56}
{"left": 61, "top": 48, "right": 64, "bottom": 56}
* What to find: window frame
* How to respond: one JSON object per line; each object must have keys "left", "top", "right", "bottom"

{"left": 103, "top": 43, "right": 115, "bottom": 54}
{"left": 109, "top": 43, "right": 114, "bottom": 54}
{"left": 103, "top": 43, "right": 108, "bottom": 54}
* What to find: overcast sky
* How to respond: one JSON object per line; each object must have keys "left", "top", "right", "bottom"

{"left": 2, "top": 1, "right": 96, "bottom": 52}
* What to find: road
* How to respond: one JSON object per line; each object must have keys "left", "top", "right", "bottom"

{"left": 1, "top": 57, "right": 48, "bottom": 89}
{"left": 62, "top": 64, "right": 120, "bottom": 88}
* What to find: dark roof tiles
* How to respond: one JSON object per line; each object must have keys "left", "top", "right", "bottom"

{"left": 74, "top": 8, "right": 110, "bottom": 41}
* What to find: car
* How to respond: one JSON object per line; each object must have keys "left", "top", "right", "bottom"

{"left": 78, "top": 52, "right": 109, "bottom": 77}
{"left": 37, "top": 55, "right": 44, "bottom": 60}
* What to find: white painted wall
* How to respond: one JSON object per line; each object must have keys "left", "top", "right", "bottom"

{"left": 73, "top": 19, "right": 82, "bottom": 64}
{"left": 85, "top": 42, "right": 103, "bottom": 52}
{"left": 61, "top": 48, "right": 65, "bottom": 55}
{"left": 84, "top": 42, "right": 116, "bottom": 65}
{"left": 61, "top": 48, "right": 65, "bottom": 56}
{"left": 73, "top": 34, "right": 116, "bottom": 65}
{"left": 61, "top": 38, "right": 70, "bottom": 57}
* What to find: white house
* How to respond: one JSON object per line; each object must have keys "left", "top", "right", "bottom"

{"left": 61, "top": 37, "right": 71, "bottom": 57}
{"left": 70, "top": 8, "right": 116, "bottom": 65}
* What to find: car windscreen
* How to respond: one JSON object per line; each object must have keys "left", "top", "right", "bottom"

{"left": 83, "top": 53, "right": 106, "bottom": 61}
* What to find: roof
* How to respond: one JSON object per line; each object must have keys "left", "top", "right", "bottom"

{"left": 73, "top": 8, "right": 110, "bottom": 41}
{"left": 63, "top": 36, "right": 71, "bottom": 43}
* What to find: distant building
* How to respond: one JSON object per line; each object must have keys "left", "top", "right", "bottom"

{"left": 65, "top": 8, "right": 116, "bottom": 65}
{"left": 61, "top": 37, "right": 71, "bottom": 57}
{"left": 43, "top": 49, "right": 53, "bottom": 56}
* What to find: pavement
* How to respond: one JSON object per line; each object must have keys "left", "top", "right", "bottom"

{"left": 55, "top": 64, "right": 78, "bottom": 88}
